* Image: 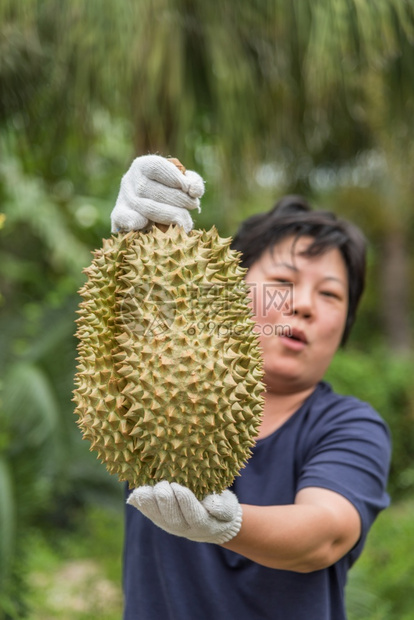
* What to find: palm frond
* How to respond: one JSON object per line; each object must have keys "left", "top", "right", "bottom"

{"left": 2, "top": 0, "right": 414, "bottom": 179}
{"left": 4, "top": 361, "right": 60, "bottom": 450}
{"left": 0, "top": 157, "right": 91, "bottom": 276}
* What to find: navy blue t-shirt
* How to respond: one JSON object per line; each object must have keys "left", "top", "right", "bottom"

{"left": 123, "top": 381, "right": 391, "bottom": 620}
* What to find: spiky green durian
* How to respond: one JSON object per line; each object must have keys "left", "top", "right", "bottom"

{"left": 73, "top": 225, "right": 264, "bottom": 500}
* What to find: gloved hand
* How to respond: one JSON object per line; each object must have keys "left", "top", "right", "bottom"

{"left": 111, "top": 155, "right": 205, "bottom": 233}
{"left": 127, "top": 481, "right": 243, "bottom": 544}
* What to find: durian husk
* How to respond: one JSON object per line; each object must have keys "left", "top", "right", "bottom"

{"left": 73, "top": 225, "right": 265, "bottom": 500}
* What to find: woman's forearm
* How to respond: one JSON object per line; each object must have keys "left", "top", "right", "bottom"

{"left": 221, "top": 490, "right": 361, "bottom": 572}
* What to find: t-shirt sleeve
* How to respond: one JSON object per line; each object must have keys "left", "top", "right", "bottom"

{"left": 296, "top": 399, "right": 391, "bottom": 561}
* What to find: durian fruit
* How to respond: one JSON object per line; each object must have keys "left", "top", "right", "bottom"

{"left": 73, "top": 224, "right": 265, "bottom": 500}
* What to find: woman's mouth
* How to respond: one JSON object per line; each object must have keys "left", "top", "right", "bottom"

{"left": 279, "top": 328, "right": 308, "bottom": 351}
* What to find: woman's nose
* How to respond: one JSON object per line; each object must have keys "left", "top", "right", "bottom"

{"left": 292, "top": 288, "right": 313, "bottom": 319}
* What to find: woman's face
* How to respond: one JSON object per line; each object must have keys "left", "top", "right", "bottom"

{"left": 245, "top": 236, "right": 349, "bottom": 394}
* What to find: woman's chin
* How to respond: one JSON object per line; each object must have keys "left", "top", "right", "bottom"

{"left": 263, "top": 365, "right": 316, "bottom": 394}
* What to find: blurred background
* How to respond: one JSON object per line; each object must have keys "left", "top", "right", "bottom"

{"left": 0, "top": 1, "right": 413, "bottom": 618}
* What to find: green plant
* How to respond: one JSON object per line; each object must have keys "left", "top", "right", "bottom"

{"left": 325, "top": 348, "right": 414, "bottom": 500}
{"left": 25, "top": 505, "right": 124, "bottom": 620}
{"left": 347, "top": 500, "right": 414, "bottom": 620}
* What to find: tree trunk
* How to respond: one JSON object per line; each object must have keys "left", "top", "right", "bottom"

{"left": 380, "top": 228, "right": 412, "bottom": 353}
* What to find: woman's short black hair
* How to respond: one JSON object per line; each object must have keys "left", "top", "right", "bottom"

{"left": 230, "top": 195, "right": 367, "bottom": 345}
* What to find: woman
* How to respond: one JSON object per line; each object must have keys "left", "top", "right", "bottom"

{"left": 112, "top": 155, "right": 391, "bottom": 620}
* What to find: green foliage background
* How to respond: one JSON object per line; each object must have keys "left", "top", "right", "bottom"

{"left": 0, "top": 1, "right": 413, "bottom": 618}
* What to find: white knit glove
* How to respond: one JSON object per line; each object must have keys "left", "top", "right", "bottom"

{"left": 111, "top": 155, "right": 205, "bottom": 233}
{"left": 127, "top": 481, "right": 243, "bottom": 544}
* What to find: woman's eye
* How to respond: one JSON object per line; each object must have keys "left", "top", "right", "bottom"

{"left": 321, "top": 290, "right": 340, "bottom": 299}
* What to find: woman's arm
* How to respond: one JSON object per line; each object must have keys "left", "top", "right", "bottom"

{"left": 127, "top": 483, "right": 361, "bottom": 568}
{"left": 222, "top": 487, "right": 361, "bottom": 572}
